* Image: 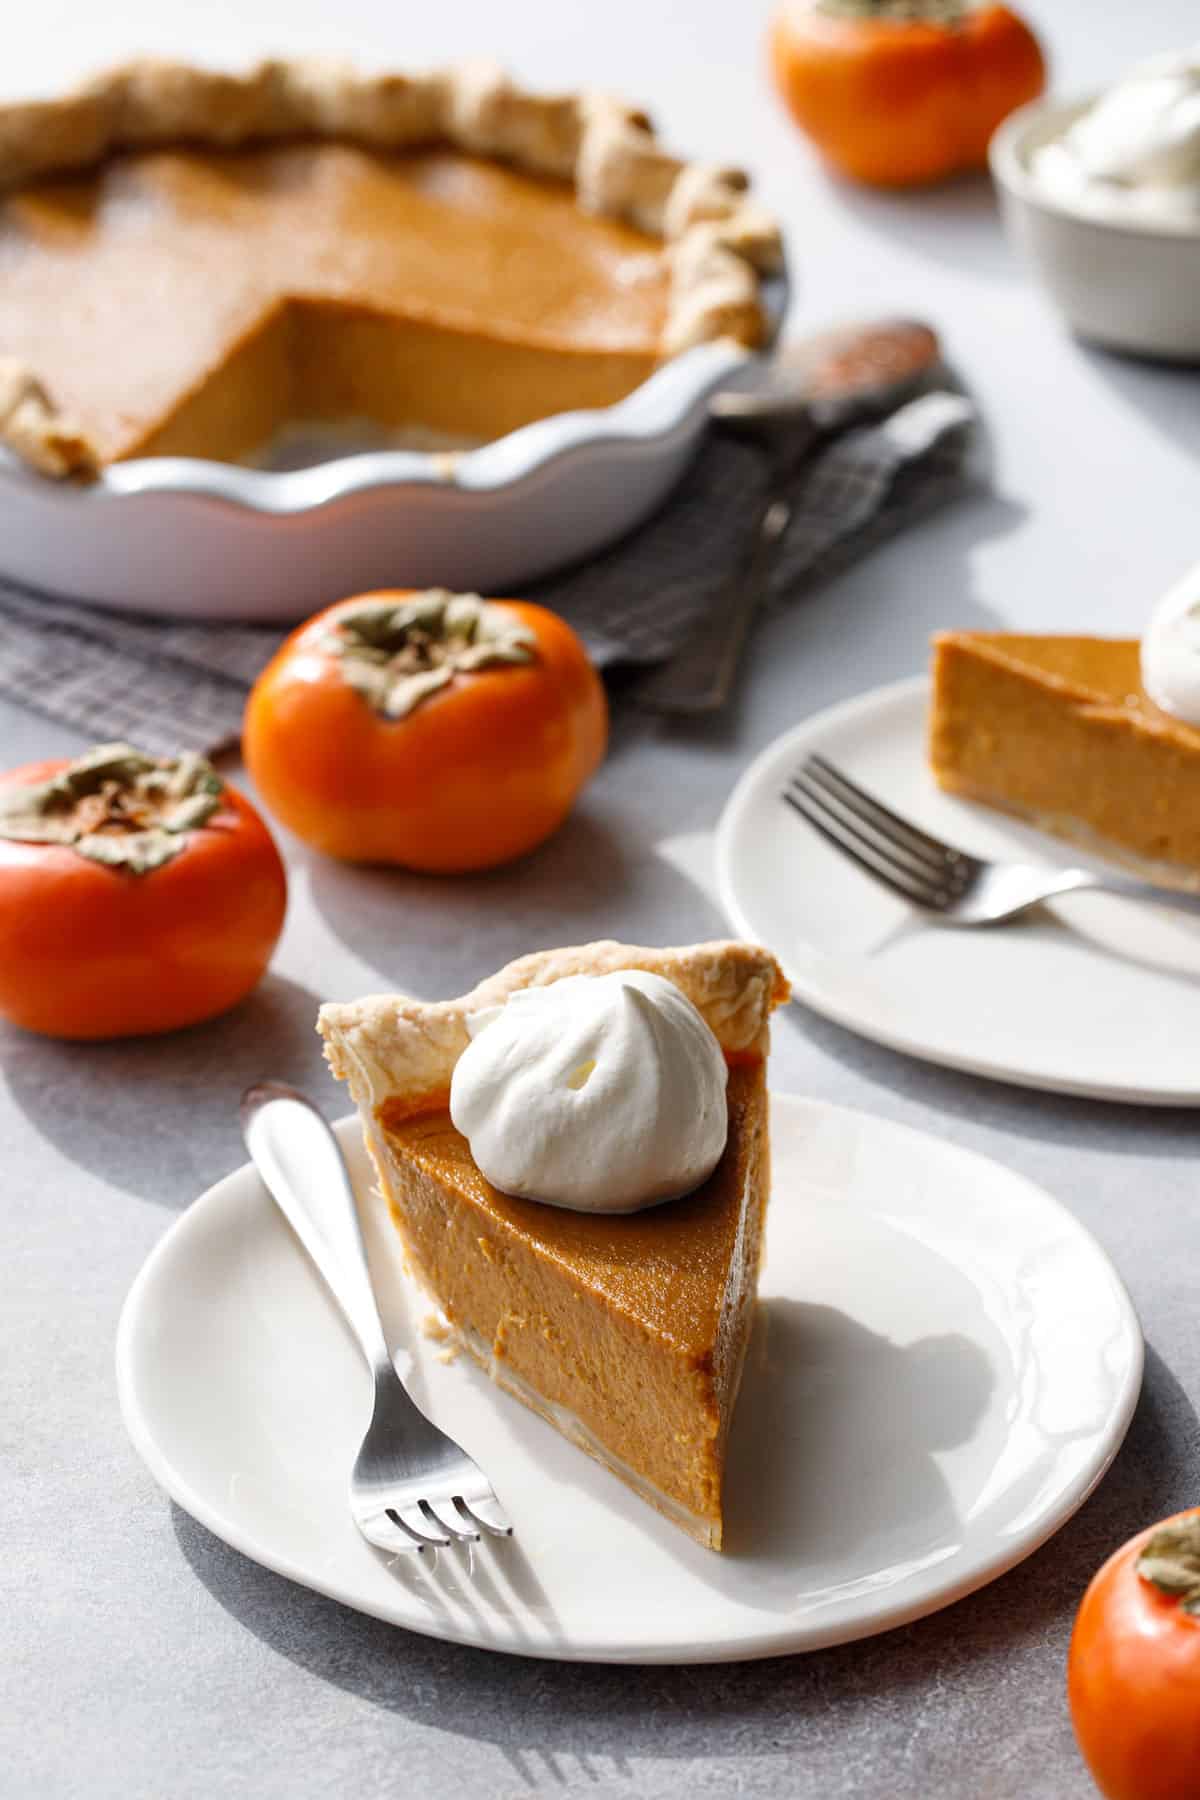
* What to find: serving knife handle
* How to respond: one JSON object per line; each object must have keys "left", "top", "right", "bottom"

{"left": 635, "top": 488, "right": 796, "bottom": 716}
{"left": 635, "top": 422, "right": 828, "bottom": 717}
{"left": 240, "top": 1082, "right": 394, "bottom": 1378}
{"left": 637, "top": 377, "right": 929, "bottom": 717}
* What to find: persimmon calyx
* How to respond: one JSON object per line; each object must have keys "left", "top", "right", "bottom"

{"left": 0, "top": 742, "right": 222, "bottom": 873}
{"left": 816, "top": 0, "right": 968, "bottom": 21}
{"left": 1137, "top": 1516, "right": 1200, "bottom": 1615}
{"left": 325, "top": 591, "right": 537, "bottom": 720}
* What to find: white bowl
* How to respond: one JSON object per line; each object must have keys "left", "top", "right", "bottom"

{"left": 0, "top": 273, "right": 785, "bottom": 625}
{"left": 990, "top": 94, "right": 1200, "bottom": 362}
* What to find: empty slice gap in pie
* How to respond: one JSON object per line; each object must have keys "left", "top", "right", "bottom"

{"left": 319, "top": 939, "right": 790, "bottom": 1551}
{"left": 0, "top": 59, "right": 783, "bottom": 477}
{"left": 930, "top": 631, "right": 1200, "bottom": 881}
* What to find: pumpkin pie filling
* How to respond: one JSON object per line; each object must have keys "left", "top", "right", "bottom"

{"left": 0, "top": 145, "right": 669, "bottom": 466}
{"left": 375, "top": 1057, "right": 765, "bottom": 1539}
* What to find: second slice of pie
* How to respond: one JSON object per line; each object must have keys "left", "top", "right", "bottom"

{"left": 930, "top": 631, "right": 1200, "bottom": 880}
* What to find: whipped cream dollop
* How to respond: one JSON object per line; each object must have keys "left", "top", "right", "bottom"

{"left": 448, "top": 970, "right": 729, "bottom": 1214}
{"left": 1142, "top": 558, "right": 1200, "bottom": 724}
{"left": 1032, "top": 46, "right": 1200, "bottom": 223}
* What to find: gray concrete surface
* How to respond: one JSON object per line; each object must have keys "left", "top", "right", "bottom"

{"left": 5, "top": 2, "right": 1200, "bottom": 1795}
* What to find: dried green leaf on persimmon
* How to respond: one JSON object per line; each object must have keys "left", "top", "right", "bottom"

{"left": 324, "top": 591, "right": 537, "bottom": 720}
{"left": 0, "top": 741, "right": 223, "bottom": 874}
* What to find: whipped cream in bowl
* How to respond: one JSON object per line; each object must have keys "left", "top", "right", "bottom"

{"left": 1029, "top": 46, "right": 1200, "bottom": 229}
{"left": 990, "top": 49, "right": 1200, "bottom": 359}
{"left": 1142, "top": 557, "right": 1200, "bottom": 725}
{"left": 448, "top": 970, "right": 729, "bottom": 1214}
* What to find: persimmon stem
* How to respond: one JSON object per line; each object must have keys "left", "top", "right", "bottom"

{"left": 1137, "top": 1516, "right": 1200, "bottom": 1616}
{"left": 326, "top": 591, "right": 536, "bottom": 720}
{"left": 0, "top": 743, "right": 222, "bottom": 873}
{"left": 817, "top": 0, "right": 967, "bottom": 21}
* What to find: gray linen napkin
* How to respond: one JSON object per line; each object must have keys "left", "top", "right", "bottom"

{"left": 0, "top": 389, "right": 975, "bottom": 756}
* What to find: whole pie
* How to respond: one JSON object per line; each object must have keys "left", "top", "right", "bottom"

{"left": 930, "top": 632, "right": 1200, "bottom": 878}
{"left": 318, "top": 939, "right": 790, "bottom": 1550}
{"left": 0, "top": 59, "right": 782, "bottom": 478}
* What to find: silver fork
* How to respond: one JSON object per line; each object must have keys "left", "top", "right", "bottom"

{"left": 784, "top": 753, "right": 1200, "bottom": 926}
{"left": 241, "top": 1082, "right": 512, "bottom": 1555}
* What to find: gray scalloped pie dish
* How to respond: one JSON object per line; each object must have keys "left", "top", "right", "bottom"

{"left": 0, "top": 273, "right": 786, "bottom": 623}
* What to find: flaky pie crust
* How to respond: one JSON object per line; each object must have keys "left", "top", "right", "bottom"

{"left": 318, "top": 938, "right": 790, "bottom": 1114}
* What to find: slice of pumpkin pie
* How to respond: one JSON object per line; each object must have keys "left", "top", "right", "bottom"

{"left": 930, "top": 632, "right": 1200, "bottom": 879}
{"left": 318, "top": 939, "right": 789, "bottom": 1549}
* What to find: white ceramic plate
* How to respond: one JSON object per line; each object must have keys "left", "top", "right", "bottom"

{"left": 117, "top": 1097, "right": 1141, "bottom": 1664}
{"left": 717, "top": 676, "right": 1200, "bottom": 1105}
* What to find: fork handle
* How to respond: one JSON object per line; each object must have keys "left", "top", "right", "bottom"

{"left": 1064, "top": 869, "right": 1200, "bottom": 915}
{"left": 241, "top": 1083, "right": 393, "bottom": 1378}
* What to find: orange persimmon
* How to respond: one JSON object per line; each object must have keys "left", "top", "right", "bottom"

{"left": 769, "top": 0, "right": 1046, "bottom": 188}
{"left": 1068, "top": 1507, "right": 1200, "bottom": 1800}
{"left": 243, "top": 590, "right": 608, "bottom": 872}
{"left": 0, "top": 744, "right": 287, "bottom": 1039}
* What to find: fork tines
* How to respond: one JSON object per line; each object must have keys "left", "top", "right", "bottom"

{"left": 782, "top": 754, "right": 969, "bottom": 912}
{"left": 381, "top": 1493, "right": 512, "bottom": 1552}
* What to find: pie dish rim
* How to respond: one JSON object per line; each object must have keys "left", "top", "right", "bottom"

{"left": 0, "top": 305, "right": 784, "bottom": 517}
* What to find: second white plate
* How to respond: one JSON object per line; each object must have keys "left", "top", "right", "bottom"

{"left": 717, "top": 676, "right": 1200, "bottom": 1104}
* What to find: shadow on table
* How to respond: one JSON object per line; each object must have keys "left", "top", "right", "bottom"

{"left": 687, "top": 484, "right": 1028, "bottom": 764}
{"left": 789, "top": 998, "right": 1200, "bottom": 1161}
{"left": 171, "top": 1338, "right": 1190, "bottom": 1792}
{"left": 1073, "top": 338, "right": 1200, "bottom": 463}
{"left": 306, "top": 799, "right": 725, "bottom": 999}
{"left": 816, "top": 168, "right": 1021, "bottom": 286}
{"left": 666, "top": 476, "right": 1025, "bottom": 741}
{"left": 724, "top": 1299, "right": 992, "bottom": 1575}
{"left": 1, "top": 971, "right": 324, "bottom": 1206}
